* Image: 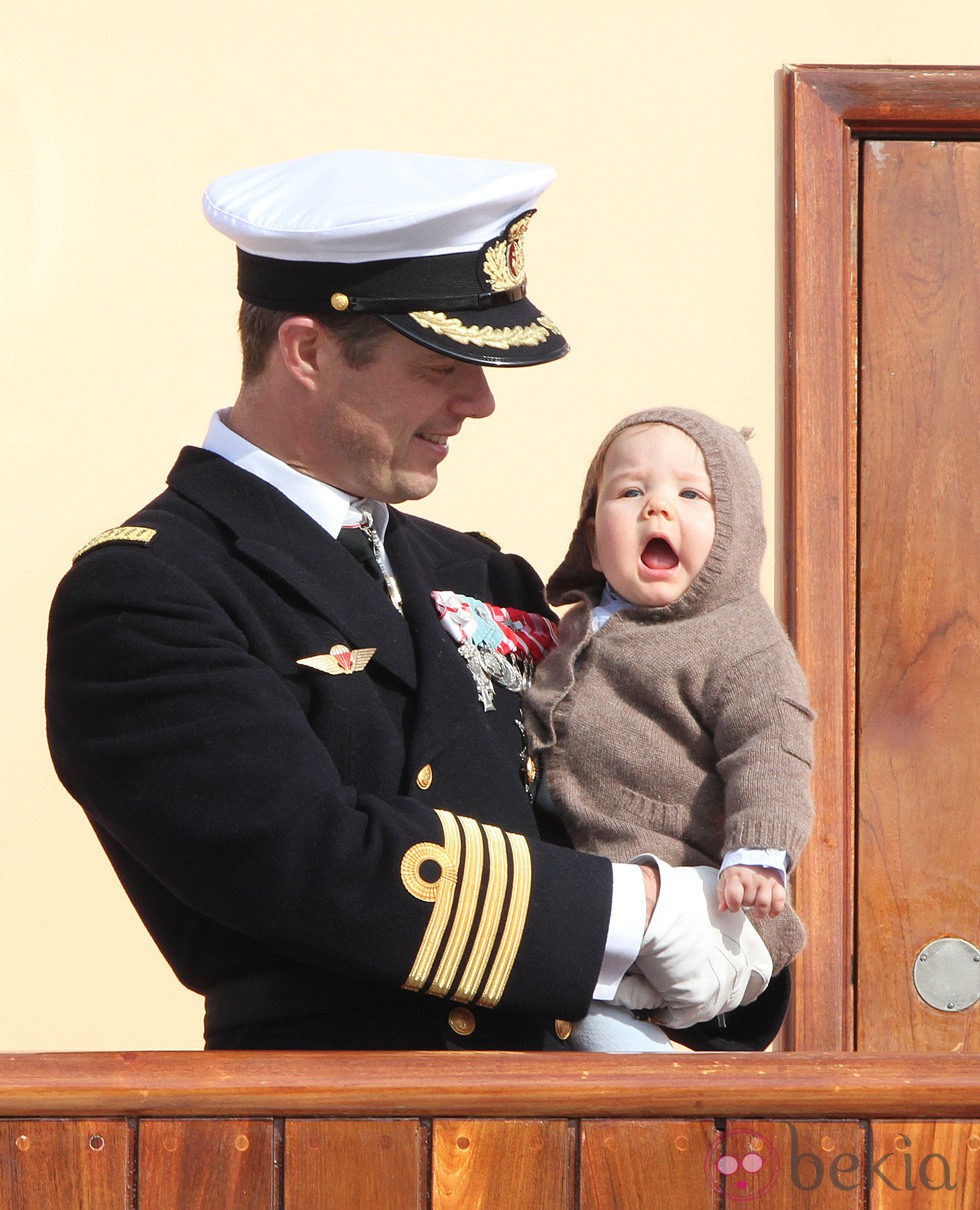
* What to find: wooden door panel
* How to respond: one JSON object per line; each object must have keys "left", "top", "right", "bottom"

{"left": 137, "top": 1119, "right": 274, "bottom": 1210}
{"left": 868, "top": 1121, "right": 979, "bottom": 1208}
{"left": 857, "top": 139, "right": 980, "bottom": 1052}
{"left": 0, "top": 1120, "right": 131, "bottom": 1210}
{"left": 432, "top": 1119, "right": 572, "bottom": 1209}
{"left": 284, "top": 1119, "right": 426, "bottom": 1209}
{"left": 579, "top": 1119, "right": 717, "bottom": 1209}
{"left": 725, "top": 1120, "right": 867, "bottom": 1208}
{"left": 781, "top": 66, "right": 980, "bottom": 1051}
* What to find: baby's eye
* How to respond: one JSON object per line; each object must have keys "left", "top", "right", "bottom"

{"left": 622, "top": 487, "right": 644, "bottom": 498}
{"left": 680, "top": 488, "right": 705, "bottom": 500}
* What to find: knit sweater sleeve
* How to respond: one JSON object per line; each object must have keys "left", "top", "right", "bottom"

{"left": 707, "top": 636, "right": 815, "bottom": 870}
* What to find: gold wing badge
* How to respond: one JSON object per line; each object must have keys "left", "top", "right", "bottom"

{"left": 297, "top": 645, "right": 376, "bottom": 675}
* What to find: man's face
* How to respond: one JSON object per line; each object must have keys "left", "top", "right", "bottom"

{"left": 300, "top": 329, "right": 496, "bottom": 502}
{"left": 587, "top": 422, "right": 716, "bottom": 607}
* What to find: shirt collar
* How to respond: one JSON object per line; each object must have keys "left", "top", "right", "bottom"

{"left": 202, "top": 409, "right": 389, "bottom": 540}
{"left": 592, "top": 581, "right": 633, "bottom": 632}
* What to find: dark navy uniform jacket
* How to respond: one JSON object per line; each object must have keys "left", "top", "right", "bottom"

{"left": 46, "top": 447, "right": 614, "bottom": 1050}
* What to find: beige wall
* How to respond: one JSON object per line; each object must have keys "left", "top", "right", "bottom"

{"left": 3, "top": 3, "right": 976, "bottom": 1050}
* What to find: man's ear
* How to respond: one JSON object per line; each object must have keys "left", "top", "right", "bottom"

{"left": 585, "top": 517, "right": 601, "bottom": 572}
{"left": 277, "top": 316, "right": 328, "bottom": 390}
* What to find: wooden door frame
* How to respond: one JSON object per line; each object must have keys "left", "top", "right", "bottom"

{"left": 778, "top": 64, "right": 980, "bottom": 1052}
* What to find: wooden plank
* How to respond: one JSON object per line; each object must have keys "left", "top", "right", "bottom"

{"left": 137, "top": 1119, "right": 274, "bottom": 1210}
{"left": 792, "top": 66, "right": 980, "bottom": 133}
{"left": 725, "top": 1119, "right": 865, "bottom": 1207}
{"left": 0, "top": 1119, "right": 131, "bottom": 1209}
{"left": 284, "top": 1119, "right": 425, "bottom": 1209}
{"left": 432, "top": 1119, "right": 571, "bottom": 1209}
{"left": 579, "top": 1119, "right": 716, "bottom": 1209}
{"left": 857, "top": 139, "right": 980, "bottom": 1053}
{"left": 1, "top": 1052, "right": 978, "bottom": 1119}
{"left": 779, "top": 63, "right": 861, "bottom": 1052}
{"left": 869, "top": 1120, "right": 980, "bottom": 1208}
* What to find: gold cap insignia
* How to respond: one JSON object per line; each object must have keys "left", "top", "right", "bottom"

{"left": 482, "top": 212, "right": 533, "bottom": 293}
{"left": 296, "top": 644, "right": 376, "bottom": 675}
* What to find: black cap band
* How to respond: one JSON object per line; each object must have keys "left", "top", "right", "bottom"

{"left": 237, "top": 247, "right": 524, "bottom": 315}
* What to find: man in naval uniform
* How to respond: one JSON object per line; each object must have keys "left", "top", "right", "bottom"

{"left": 46, "top": 151, "right": 786, "bottom": 1050}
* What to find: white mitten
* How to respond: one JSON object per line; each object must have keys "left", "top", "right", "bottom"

{"left": 632, "top": 857, "right": 773, "bottom": 1030}
{"left": 609, "top": 970, "right": 666, "bottom": 1014}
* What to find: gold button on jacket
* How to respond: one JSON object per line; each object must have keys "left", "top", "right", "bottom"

{"left": 448, "top": 1006, "right": 476, "bottom": 1036}
{"left": 416, "top": 764, "right": 433, "bottom": 790}
{"left": 554, "top": 1018, "right": 572, "bottom": 1041}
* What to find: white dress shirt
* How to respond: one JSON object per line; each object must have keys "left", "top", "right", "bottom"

{"left": 202, "top": 409, "right": 397, "bottom": 579}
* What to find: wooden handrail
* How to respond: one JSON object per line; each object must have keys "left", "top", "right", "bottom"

{"left": 1, "top": 1052, "right": 976, "bottom": 1119}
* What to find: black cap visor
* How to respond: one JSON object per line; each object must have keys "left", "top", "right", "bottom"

{"left": 381, "top": 297, "right": 568, "bottom": 367}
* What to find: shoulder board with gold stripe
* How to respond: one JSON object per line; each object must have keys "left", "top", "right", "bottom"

{"left": 466, "top": 531, "right": 500, "bottom": 551}
{"left": 73, "top": 526, "right": 157, "bottom": 562}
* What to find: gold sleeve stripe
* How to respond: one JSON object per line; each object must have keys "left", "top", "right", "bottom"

{"left": 400, "top": 809, "right": 461, "bottom": 993}
{"left": 400, "top": 810, "right": 533, "bottom": 1007}
{"left": 478, "top": 831, "right": 532, "bottom": 1009}
{"left": 428, "top": 814, "right": 484, "bottom": 997}
{"left": 453, "top": 822, "right": 508, "bottom": 1003}
{"left": 73, "top": 526, "right": 157, "bottom": 561}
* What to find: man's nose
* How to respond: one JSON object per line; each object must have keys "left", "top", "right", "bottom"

{"left": 450, "top": 366, "right": 496, "bottom": 419}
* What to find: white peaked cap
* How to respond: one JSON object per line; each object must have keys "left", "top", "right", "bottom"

{"left": 203, "top": 149, "right": 556, "bottom": 264}
{"left": 202, "top": 149, "right": 568, "bottom": 367}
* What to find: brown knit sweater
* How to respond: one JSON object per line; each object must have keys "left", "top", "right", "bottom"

{"left": 524, "top": 408, "right": 815, "bottom": 973}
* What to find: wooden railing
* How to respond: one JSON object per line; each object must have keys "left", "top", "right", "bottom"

{"left": 1, "top": 1052, "right": 978, "bottom": 1206}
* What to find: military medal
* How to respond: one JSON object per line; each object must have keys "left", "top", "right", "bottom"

{"left": 457, "top": 639, "right": 524, "bottom": 709}
{"left": 432, "top": 591, "right": 558, "bottom": 711}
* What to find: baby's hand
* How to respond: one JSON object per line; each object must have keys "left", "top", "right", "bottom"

{"left": 718, "top": 865, "right": 786, "bottom": 918}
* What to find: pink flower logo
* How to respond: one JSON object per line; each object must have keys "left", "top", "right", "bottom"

{"left": 704, "top": 1128, "right": 779, "bottom": 1201}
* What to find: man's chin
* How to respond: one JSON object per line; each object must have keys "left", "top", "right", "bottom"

{"left": 385, "top": 470, "right": 439, "bottom": 505}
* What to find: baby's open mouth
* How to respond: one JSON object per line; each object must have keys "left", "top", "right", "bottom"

{"left": 641, "top": 537, "right": 679, "bottom": 570}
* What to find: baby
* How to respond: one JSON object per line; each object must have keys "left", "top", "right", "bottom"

{"left": 524, "top": 408, "right": 815, "bottom": 1051}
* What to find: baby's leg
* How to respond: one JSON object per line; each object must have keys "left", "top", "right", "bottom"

{"left": 570, "top": 1002, "right": 676, "bottom": 1053}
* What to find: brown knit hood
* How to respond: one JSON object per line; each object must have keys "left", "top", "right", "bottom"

{"left": 547, "top": 407, "right": 766, "bottom": 620}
